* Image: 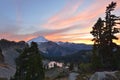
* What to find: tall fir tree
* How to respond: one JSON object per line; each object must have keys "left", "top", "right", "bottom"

{"left": 90, "top": 18, "right": 104, "bottom": 70}
{"left": 0, "top": 47, "right": 4, "bottom": 63}
{"left": 11, "top": 42, "right": 45, "bottom": 80}
{"left": 91, "top": 2, "right": 120, "bottom": 70}
{"left": 90, "top": 18, "right": 104, "bottom": 48}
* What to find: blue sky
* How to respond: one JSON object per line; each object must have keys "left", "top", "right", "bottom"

{"left": 0, "top": 0, "right": 67, "bottom": 33}
{"left": 0, "top": 0, "right": 120, "bottom": 44}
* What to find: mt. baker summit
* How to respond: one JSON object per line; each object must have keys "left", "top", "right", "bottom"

{"left": 27, "top": 36, "right": 49, "bottom": 44}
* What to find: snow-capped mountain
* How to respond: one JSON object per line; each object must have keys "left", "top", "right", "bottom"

{"left": 27, "top": 36, "right": 92, "bottom": 56}
{"left": 27, "top": 36, "right": 49, "bottom": 44}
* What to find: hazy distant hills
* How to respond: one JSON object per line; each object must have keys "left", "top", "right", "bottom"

{"left": 0, "top": 37, "right": 92, "bottom": 64}
{"left": 38, "top": 41, "right": 70, "bottom": 56}
{"left": 0, "top": 37, "right": 92, "bottom": 65}
{"left": 27, "top": 36, "right": 92, "bottom": 56}
{"left": 57, "top": 41, "right": 92, "bottom": 52}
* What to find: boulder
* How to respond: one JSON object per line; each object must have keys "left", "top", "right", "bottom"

{"left": 90, "top": 71, "right": 120, "bottom": 80}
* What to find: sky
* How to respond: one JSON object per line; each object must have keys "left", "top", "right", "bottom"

{"left": 0, "top": 0, "right": 120, "bottom": 44}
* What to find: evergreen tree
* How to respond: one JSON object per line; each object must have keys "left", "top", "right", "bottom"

{"left": 90, "top": 2, "right": 120, "bottom": 70}
{"left": 103, "top": 2, "right": 120, "bottom": 69}
{"left": 90, "top": 18, "right": 104, "bottom": 48}
{"left": 69, "top": 63, "right": 74, "bottom": 71}
{"left": 105, "top": 2, "right": 119, "bottom": 44}
{"left": 0, "top": 47, "right": 4, "bottom": 63}
{"left": 91, "top": 48, "right": 103, "bottom": 71}
{"left": 90, "top": 18, "right": 105, "bottom": 69}
{"left": 11, "top": 42, "right": 45, "bottom": 80}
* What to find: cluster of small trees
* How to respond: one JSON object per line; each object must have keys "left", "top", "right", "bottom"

{"left": 91, "top": 2, "right": 120, "bottom": 70}
{"left": 11, "top": 42, "right": 45, "bottom": 80}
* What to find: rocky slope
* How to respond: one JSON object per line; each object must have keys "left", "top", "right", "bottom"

{"left": 90, "top": 71, "right": 120, "bottom": 80}
{"left": 0, "top": 39, "right": 26, "bottom": 80}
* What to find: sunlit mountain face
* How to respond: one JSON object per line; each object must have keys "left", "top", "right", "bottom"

{"left": 0, "top": 0, "right": 120, "bottom": 44}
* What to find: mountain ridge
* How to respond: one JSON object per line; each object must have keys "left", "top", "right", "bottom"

{"left": 27, "top": 36, "right": 49, "bottom": 44}
{"left": 27, "top": 36, "right": 92, "bottom": 56}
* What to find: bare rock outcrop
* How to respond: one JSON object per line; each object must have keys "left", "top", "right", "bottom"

{"left": 90, "top": 71, "right": 120, "bottom": 80}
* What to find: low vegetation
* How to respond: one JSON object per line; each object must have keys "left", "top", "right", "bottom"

{"left": 0, "top": 78, "right": 7, "bottom": 80}
{"left": 76, "top": 73, "right": 92, "bottom": 80}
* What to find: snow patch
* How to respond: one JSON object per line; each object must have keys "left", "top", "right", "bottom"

{"left": 27, "top": 36, "right": 49, "bottom": 44}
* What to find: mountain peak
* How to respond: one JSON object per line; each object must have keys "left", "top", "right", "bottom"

{"left": 27, "top": 36, "right": 49, "bottom": 44}
{"left": 37, "top": 36, "right": 47, "bottom": 40}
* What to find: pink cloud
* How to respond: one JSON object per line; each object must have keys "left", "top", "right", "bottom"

{"left": 40, "top": 0, "right": 120, "bottom": 44}
{"left": 48, "top": 0, "right": 83, "bottom": 23}
{"left": 43, "top": 0, "right": 120, "bottom": 30}
{"left": 2, "top": 0, "right": 120, "bottom": 44}
{"left": 48, "top": 0, "right": 82, "bottom": 23}
{"left": 43, "top": 0, "right": 83, "bottom": 29}
{"left": 42, "top": 0, "right": 106, "bottom": 30}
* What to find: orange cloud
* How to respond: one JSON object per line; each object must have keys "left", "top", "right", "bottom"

{"left": 2, "top": 0, "right": 120, "bottom": 45}
{"left": 48, "top": 0, "right": 83, "bottom": 23}
{"left": 45, "top": 33, "right": 93, "bottom": 44}
{"left": 43, "top": 0, "right": 120, "bottom": 30}
{"left": 43, "top": 0, "right": 83, "bottom": 29}
{"left": 41, "top": 0, "right": 120, "bottom": 44}
{"left": 0, "top": 33, "right": 36, "bottom": 42}
{"left": 42, "top": 0, "right": 107, "bottom": 32}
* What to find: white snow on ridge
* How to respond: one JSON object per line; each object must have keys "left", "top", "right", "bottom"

{"left": 27, "top": 36, "right": 49, "bottom": 44}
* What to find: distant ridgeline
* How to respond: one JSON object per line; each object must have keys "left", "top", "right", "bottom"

{"left": 0, "top": 39, "right": 93, "bottom": 64}
{"left": 0, "top": 39, "right": 26, "bottom": 49}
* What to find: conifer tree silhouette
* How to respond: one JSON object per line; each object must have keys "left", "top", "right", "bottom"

{"left": 10, "top": 42, "right": 45, "bottom": 80}
{"left": 91, "top": 2, "right": 120, "bottom": 70}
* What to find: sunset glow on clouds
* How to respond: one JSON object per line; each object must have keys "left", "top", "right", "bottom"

{"left": 0, "top": 0, "right": 120, "bottom": 44}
